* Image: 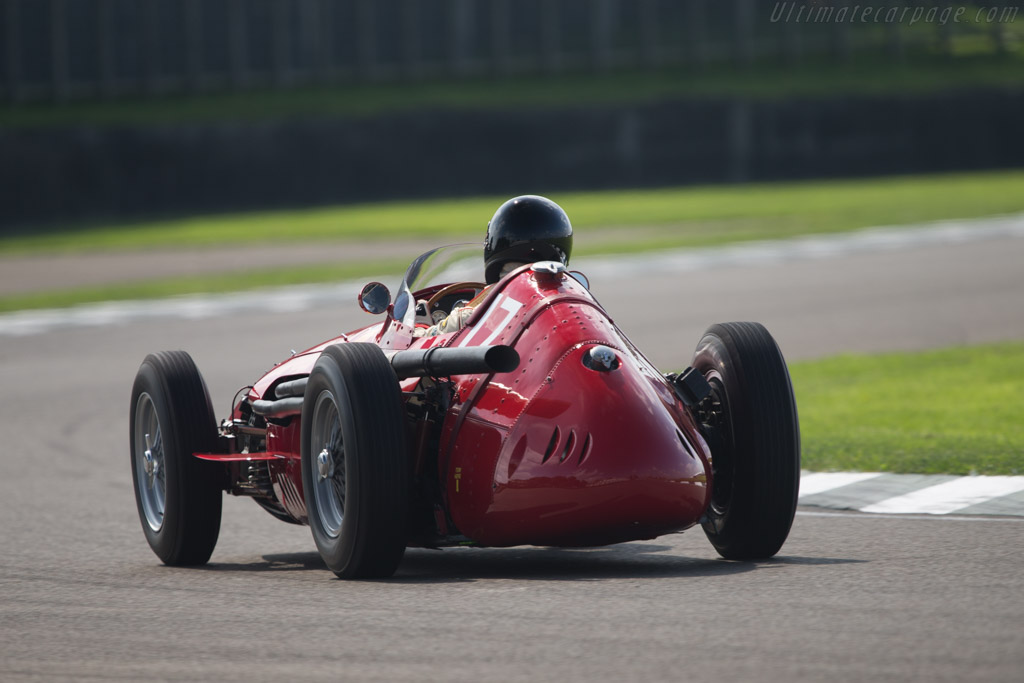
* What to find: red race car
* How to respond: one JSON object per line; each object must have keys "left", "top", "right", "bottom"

{"left": 130, "top": 244, "right": 800, "bottom": 578}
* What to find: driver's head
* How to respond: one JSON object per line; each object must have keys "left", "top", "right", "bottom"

{"left": 484, "top": 195, "right": 573, "bottom": 284}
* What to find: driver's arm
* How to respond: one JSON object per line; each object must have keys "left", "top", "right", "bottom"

{"left": 422, "top": 287, "right": 490, "bottom": 337}
{"left": 424, "top": 305, "right": 474, "bottom": 337}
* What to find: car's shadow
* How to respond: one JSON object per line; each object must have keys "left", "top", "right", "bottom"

{"left": 201, "top": 543, "right": 865, "bottom": 583}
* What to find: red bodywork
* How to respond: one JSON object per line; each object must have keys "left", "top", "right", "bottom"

{"left": 200, "top": 264, "right": 713, "bottom": 548}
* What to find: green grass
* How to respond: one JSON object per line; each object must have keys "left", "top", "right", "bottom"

{"left": 4, "top": 169, "right": 1024, "bottom": 255}
{"left": 792, "top": 343, "right": 1024, "bottom": 475}
{"left": 2, "top": 169, "right": 1023, "bottom": 313}
{"left": 3, "top": 55, "right": 1023, "bottom": 129}
{"left": 0, "top": 259, "right": 406, "bottom": 314}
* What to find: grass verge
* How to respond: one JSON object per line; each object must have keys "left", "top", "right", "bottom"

{"left": 791, "top": 343, "right": 1024, "bottom": 475}
{"left": 0, "top": 259, "right": 406, "bottom": 314}
{"left": 4, "top": 169, "right": 1024, "bottom": 254}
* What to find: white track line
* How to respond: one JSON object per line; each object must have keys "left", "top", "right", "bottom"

{"left": 860, "top": 476, "right": 1024, "bottom": 515}
{"left": 3, "top": 213, "right": 1024, "bottom": 337}
{"left": 582, "top": 212, "right": 1024, "bottom": 278}
{"left": 797, "top": 510, "right": 1024, "bottom": 523}
{"left": 0, "top": 282, "right": 365, "bottom": 337}
{"left": 798, "top": 472, "right": 885, "bottom": 497}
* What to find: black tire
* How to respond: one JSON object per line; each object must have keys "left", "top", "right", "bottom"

{"left": 130, "top": 351, "right": 222, "bottom": 565}
{"left": 301, "top": 343, "right": 409, "bottom": 579}
{"left": 692, "top": 322, "right": 800, "bottom": 560}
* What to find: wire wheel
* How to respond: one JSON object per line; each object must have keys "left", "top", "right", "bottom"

{"left": 133, "top": 392, "right": 166, "bottom": 532}
{"left": 696, "top": 370, "right": 734, "bottom": 517}
{"left": 300, "top": 343, "right": 409, "bottom": 579}
{"left": 129, "top": 351, "right": 222, "bottom": 566}
{"left": 310, "top": 391, "right": 348, "bottom": 538}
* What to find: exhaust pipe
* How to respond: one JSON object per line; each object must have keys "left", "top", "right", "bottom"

{"left": 254, "top": 345, "right": 520, "bottom": 417}
{"left": 390, "top": 344, "right": 520, "bottom": 379}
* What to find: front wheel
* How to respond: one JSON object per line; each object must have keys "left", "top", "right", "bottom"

{"left": 301, "top": 343, "right": 409, "bottom": 579}
{"left": 130, "top": 351, "right": 222, "bottom": 565}
{"left": 692, "top": 322, "right": 800, "bottom": 560}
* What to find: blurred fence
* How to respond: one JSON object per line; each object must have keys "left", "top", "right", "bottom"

{"left": 2, "top": 0, "right": 1020, "bottom": 104}
{"left": 5, "top": 90, "right": 1023, "bottom": 228}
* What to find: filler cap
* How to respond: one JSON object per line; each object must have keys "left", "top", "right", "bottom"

{"left": 582, "top": 345, "right": 620, "bottom": 372}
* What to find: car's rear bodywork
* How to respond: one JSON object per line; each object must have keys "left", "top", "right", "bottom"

{"left": 200, "top": 258, "right": 712, "bottom": 548}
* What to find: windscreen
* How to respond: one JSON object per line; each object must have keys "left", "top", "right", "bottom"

{"left": 393, "top": 244, "right": 482, "bottom": 326}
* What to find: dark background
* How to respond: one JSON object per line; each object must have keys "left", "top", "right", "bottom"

{"left": 2, "top": 0, "right": 1023, "bottom": 230}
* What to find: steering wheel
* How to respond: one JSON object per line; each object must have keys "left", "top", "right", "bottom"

{"left": 425, "top": 282, "right": 486, "bottom": 321}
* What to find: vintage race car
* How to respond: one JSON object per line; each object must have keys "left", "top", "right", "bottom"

{"left": 130, "top": 244, "right": 800, "bottom": 578}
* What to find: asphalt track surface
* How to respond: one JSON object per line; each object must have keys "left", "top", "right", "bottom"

{"left": 2, "top": 232, "right": 1023, "bottom": 682}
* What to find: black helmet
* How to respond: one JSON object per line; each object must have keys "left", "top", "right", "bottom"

{"left": 484, "top": 195, "right": 573, "bottom": 284}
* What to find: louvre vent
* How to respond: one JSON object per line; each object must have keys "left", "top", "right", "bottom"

{"left": 579, "top": 433, "right": 593, "bottom": 465}
{"left": 560, "top": 430, "right": 576, "bottom": 462}
{"left": 542, "top": 427, "right": 560, "bottom": 463}
{"left": 676, "top": 429, "right": 693, "bottom": 456}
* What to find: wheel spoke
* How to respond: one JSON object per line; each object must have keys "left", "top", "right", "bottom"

{"left": 311, "top": 392, "right": 347, "bottom": 538}
{"left": 331, "top": 476, "right": 346, "bottom": 509}
{"left": 332, "top": 445, "right": 346, "bottom": 509}
{"left": 330, "top": 422, "right": 343, "bottom": 454}
{"left": 135, "top": 393, "right": 167, "bottom": 532}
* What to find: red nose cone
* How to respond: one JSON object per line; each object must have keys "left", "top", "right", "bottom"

{"left": 462, "top": 347, "right": 712, "bottom": 547}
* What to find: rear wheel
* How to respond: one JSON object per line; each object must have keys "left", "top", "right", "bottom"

{"left": 130, "top": 351, "right": 222, "bottom": 565}
{"left": 692, "top": 322, "right": 800, "bottom": 559}
{"left": 301, "top": 343, "right": 409, "bottom": 579}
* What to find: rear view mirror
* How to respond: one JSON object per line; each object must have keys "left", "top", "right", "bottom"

{"left": 569, "top": 271, "right": 590, "bottom": 290}
{"left": 358, "top": 282, "right": 391, "bottom": 314}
